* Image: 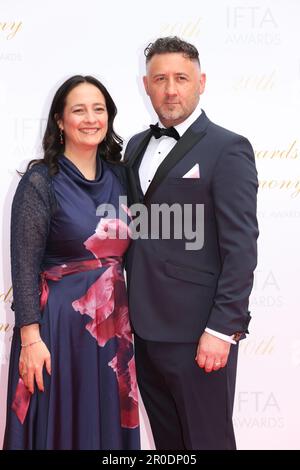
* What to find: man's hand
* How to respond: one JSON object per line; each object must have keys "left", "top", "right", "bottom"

{"left": 195, "top": 331, "right": 231, "bottom": 373}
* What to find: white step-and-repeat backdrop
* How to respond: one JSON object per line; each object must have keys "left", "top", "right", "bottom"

{"left": 0, "top": 0, "right": 299, "bottom": 450}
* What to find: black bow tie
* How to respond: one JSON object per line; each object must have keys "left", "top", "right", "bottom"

{"left": 149, "top": 124, "right": 180, "bottom": 141}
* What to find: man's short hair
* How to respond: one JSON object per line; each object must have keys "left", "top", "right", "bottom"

{"left": 144, "top": 36, "right": 200, "bottom": 66}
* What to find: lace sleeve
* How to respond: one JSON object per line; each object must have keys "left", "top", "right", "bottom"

{"left": 11, "top": 164, "right": 55, "bottom": 328}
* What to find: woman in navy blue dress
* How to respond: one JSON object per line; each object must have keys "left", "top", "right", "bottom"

{"left": 3, "top": 75, "right": 140, "bottom": 449}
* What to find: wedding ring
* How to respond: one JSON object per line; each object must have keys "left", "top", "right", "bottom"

{"left": 214, "top": 362, "right": 221, "bottom": 366}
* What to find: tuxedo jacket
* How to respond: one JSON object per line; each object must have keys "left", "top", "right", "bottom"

{"left": 124, "top": 111, "right": 258, "bottom": 343}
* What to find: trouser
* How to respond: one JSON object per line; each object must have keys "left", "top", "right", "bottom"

{"left": 134, "top": 334, "right": 238, "bottom": 450}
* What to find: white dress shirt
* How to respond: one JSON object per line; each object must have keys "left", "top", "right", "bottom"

{"left": 139, "top": 102, "right": 237, "bottom": 345}
{"left": 139, "top": 103, "right": 202, "bottom": 194}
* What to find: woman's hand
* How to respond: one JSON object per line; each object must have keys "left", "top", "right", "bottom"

{"left": 19, "top": 324, "right": 51, "bottom": 394}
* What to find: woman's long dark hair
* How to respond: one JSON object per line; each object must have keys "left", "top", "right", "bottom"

{"left": 27, "top": 75, "right": 123, "bottom": 174}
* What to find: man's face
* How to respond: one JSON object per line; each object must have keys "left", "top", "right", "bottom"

{"left": 143, "top": 52, "right": 206, "bottom": 127}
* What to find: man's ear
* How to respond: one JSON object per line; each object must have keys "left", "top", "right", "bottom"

{"left": 143, "top": 76, "right": 149, "bottom": 96}
{"left": 199, "top": 73, "right": 206, "bottom": 95}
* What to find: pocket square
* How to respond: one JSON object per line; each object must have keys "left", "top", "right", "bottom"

{"left": 182, "top": 163, "right": 200, "bottom": 179}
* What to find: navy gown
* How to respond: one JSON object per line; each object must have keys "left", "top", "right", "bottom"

{"left": 3, "top": 155, "right": 140, "bottom": 450}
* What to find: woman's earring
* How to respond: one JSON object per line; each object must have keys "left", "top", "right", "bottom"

{"left": 59, "top": 129, "right": 64, "bottom": 145}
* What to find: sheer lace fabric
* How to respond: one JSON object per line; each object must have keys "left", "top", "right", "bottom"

{"left": 11, "top": 164, "right": 56, "bottom": 327}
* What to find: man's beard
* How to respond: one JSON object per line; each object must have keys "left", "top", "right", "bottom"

{"left": 159, "top": 105, "right": 185, "bottom": 123}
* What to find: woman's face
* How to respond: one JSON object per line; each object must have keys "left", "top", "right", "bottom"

{"left": 58, "top": 82, "right": 108, "bottom": 153}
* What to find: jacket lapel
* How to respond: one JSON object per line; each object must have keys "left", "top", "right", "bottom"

{"left": 127, "top": 131, "right": 152, "bottom": 168}
{"left": 144, "top": 112, "right": 209, "bottom": 204}
{"left": 125, "top": 130, "right": 152, "bottom": 204}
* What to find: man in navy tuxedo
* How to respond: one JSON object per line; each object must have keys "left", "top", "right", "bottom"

{"left": 124, "top": 37, "right": 258, "bottom": 450}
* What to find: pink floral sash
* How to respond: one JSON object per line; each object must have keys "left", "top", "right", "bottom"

{"left": 12, "top": 257, "right": 139, "bottom": 429}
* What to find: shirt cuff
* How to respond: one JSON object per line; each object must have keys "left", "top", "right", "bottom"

{"left": 205, "top": 327, "right": 237, "bottom": 345}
